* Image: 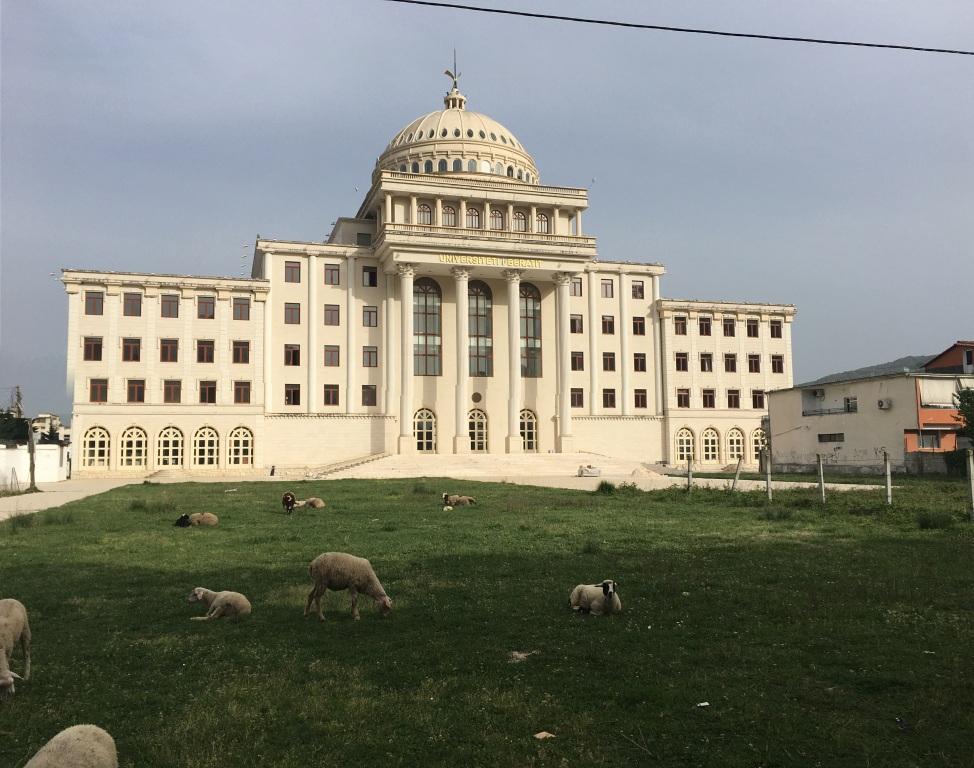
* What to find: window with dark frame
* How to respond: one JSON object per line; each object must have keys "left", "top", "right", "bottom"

{"left": 601, "top": 315, "right": 615, "bottom": 334}
{"left": 163, "top": 379, "right": 181, "bottom": 404}
{"left": 232, "top": 341, "right": 250, "bottom": 364}
{"left": 632, "top": 317, "right": 645, "bottom": 335}
{"left": 748, "top": 354, "right": 761, "bottom": 373}
{"left": 723, "top": 317, "right": 735, "bottom": 337}
{"left": 324, "top": 345, "right": 340, "bottom": 366}
{"left": 570, "top": 314, "right": 583, "bottom": 333}
{"left": 677, "top": 388, "right": 690, "bottom": 408}
{"left": 600, "top": 279, "right": 614, "bottom": 298}
{"left": 602, "top": 388, "right": 616, "bottom": 408}
{"left": 442, "top": 206, "right": 456, "bottom": 227}
{"left": 570, "top": 388, "right": 584, "bottom": 408}
{"left": 414, "top": 278, "right": 443, "bottom": 376}
{"left": 284, "top": 344, "right": 301, "bottom": 366}
{"left": 323, "top": 384, "right": 339, "bottom": 406}
{"left": 674, "top": 316, "right": 687, "bottom": 335}
{"left": 770, "top": 319, "right": 782, "bottom": 338}
{"left": 571, "top": 351, "right": 584, "bottom": 371}
{"left": 324, "top": 265, "right": 340, "bottom": 285}
{"left": 634, "top": 352, "right": 647, "bottom": 372}
{"left": 698, "top": 316, "right": 712, "bottom": 336}
{"left": 631, "top": 281, "right": 644, "bottom": 299}
{"left": 284, "top": 303, "right": 301, "bottom": 324}
{"left": 198, "top": 296, "right": 215, "bottom": 319}
{"left": 634, "top": 389, "right": 647, "bottom": 408}
{"left": 284, "top": 261, "right": 301, "bottom": 283}
{"left": 752, "top": 390, "right": 766, "bottom": 409}
{"left": 362, "top": 385, "right": 377, "bottom": 407}
{"left": 161, "top": 294, "right": 179, "bottom": 318}
{"left": 702, "top": 389, "right": 716, "bottom": 408}
{"left": 324, "top": 304, "right": 340, "bottom": 325}
{"left": 127, "top": 379, "right": 145, "bottom": 403}
{"left": 675, "top": 352, "right": 688, "bottom": 372}
{"left": 469, "top": 281, "right": 493, "bottom": 377}
{"left": 363, "top": 306, "right": 378, "bottom": 327}
{"left": 233, "top": 297, "right": 250, "bottom": 320}
{"left": 844, "top": 396, "right": 858, "bottom": 413}
{"left": 90, "top": 378, "right": 108, "bottom": 402}
{"left": 363, "top": 266, "right": 378, "bottom": 287}
{"left": 196, "top": 340, "right": 214, "bottom": 363}
{"left": 123, "top": 293, "right": 142, "bottom": 317}
{"left": 234, "top": 381, "right": 251, "bottom": 404}
{"left": 817, "top": 433, "right": 845, "bottom": 443}
{"left": 747, "top": 318, "right": 759, "bottom": 338}
{"left": 160, "top": 338, "right": 178, "bottom": 363}
{"left": 700, "top": 353, "right": 713, "bottom": 373}
{"left": 771, "top": 354, "right": 784, "bottom": 374}
{"left": 122, "top": 338, "right": 141, "bottom": 362}
{"left": 520, "top": 283, "right": 542, "bottom": 378}
{"left": 83, "top": 337, "right": 102, "bottom": 361}
{"left": 724, "top": 353, "right": 737, "bottom": 373}
{"left": 417, "top": 203, "right": 433, "bottom": 225}
{"left": 85, "top": 291, "right": 104, "bottom": 315}
{"left": 199, "top": 380, "right": 217, "bottom": 404}
{"left": 727, "top": 389, "right": 741, "bottom": 408}
{"left": 284, "top": 384, "right": 300, "bottom": 406}
{"left": 356, "top": 232, "right": 372, "bottom": 246}
{"left": 570, "top": 277, "right": 582, "bottom": 297}
{"left": 602, "top": 352, "right": 616, "bottom": 372}
{"left": 363, "top": 346, "right": 378, "bottom": 367}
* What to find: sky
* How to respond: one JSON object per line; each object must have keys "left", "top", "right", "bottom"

{"left": 1, "top": 0, "right": 972, "bottom": 419}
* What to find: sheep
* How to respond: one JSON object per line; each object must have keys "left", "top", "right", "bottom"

{"left": 294, "top": 497, "right": 326, "bottom": 509}
{"left": 442, "top": 493, "right": 476, "bottom": 506}
{"left": 173, "top": 514, "right": 191, "bottom": 528}
{"left": 189, "top": 512, "right": 218, "bottom": 527}
{"left": 282, "top": 492, "right": 297, "bottom": 514}
{"left": 0, "top": 598, "right": 31, "bottom": 696}
{"left": 569, "top": 580, "right": 622, "bottom": 616}
{"left": 187, "top": 587, "right": 252, "bottom": 621}
{"left": 24, "top": 724, "right": 118, "bottom": 768}
{"left": 442, "top": 505, "right": 454, "bottom": 513}
{"left": 305, "top": 552, "right": 393, "bottom": 621}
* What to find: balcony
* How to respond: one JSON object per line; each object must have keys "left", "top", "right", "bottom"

{"left": 375, "top": 222, "right": 597, "bottom": 251}
{"left": 802, "top": 406, "right": 857, "bottom": 417}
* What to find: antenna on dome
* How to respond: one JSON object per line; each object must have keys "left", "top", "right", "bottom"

{"left": 443, "top": 50, "right": 466, "bottom": 110}
{"left": 444, "top": 49, "right": 461, "bottom": 91}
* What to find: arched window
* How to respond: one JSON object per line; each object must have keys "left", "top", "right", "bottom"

{"left": 519, "top": 283, "right": 542, "bottom": 378}
{"left": 490, "top": 209, "right": 504, "bottom": 230}
{"left": 437, "top": 159, "right": 448, "bottom": 172}
{"left": 228, "top": 427, "right": 253, "bottom": 466}
{"left": 468, "top": 409, "right": 488, "bottom": 453}
{"left": 751, "top": 429, "right": 767, "bottom": 463}
{"left": 676, "top": 428, "right": 695, "bottom": 463}
{"left": 399, "top": 164, "right": 407, "bottom": 172}
{"left": 495, "top": 161, "right": 503, "bottom": 175}
{"left": 468, "top": 280, "right": 493, "bottom": 377}
{"left": 156, "top": 426, "right": 184, "bottom": 467}
{"left": 480, "top": 160, "right": 491, "bottom": 173}
{"left": 520, "top": 409, "right": 538, "bottom": 452}
{"left": 424, "top": 159, "right": 433, "bottom": 173}
{"left": 120, "top": 426, "right": 147, "bottom": 468}
{"left": 414, "top": 408, "right": 436, "bottom": 453}
{"left": 536, "top": 212, "right": 549, "bottom": 234}
{"left": 727, "top": 428, "right": 745, "bottom": 461}
{"left": 442, "top": 206, "right": 456, "bottom": 227}
{"left": 82, "top": 427, "right": 110, "bottom": 468}
{"left": 513, "top": 211, "right": 527, "bottom": 232}
{"left": 193, "top": 426, "right": 219, "bottom": 467}
{"left": 526, "top": 173, "right": 532, "bottom": 183}
{"left": 702, "top": 428, "right": 720, "bottom": 462}
{"left": 453, "top": 158, "right": 462, "bottom": 172}
{"left": 465, "top": 207, "right": 480, "bottom": 229}
{"left": 506, "top": 166, "right": 514, "bottom": 177}
{"left": 411, "top": 161, "right": 420, "bottom": 174}
{"left": 516, "top": 169, "right": 523, "bottom": 180}
{"left": 467, "top": 159, "right": 477, "bottom": 172}
{"left": 413, "top": 278, "right": 442, "bottom": 376}
{"left": 417, "top": 203, "right": 432, "bottom": 225}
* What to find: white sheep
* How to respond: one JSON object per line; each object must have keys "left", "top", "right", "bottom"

{"left": 294, "top": 497, "right": 326, "bottom": 509}
{"left": 187, "top": 587, "right": 252, "bottom": 621}
{"left": 442, "top": 505, "right": 454, "bottom": 513}
{"left": 305, "top": 552, "right": 393, "bottom": 621}
{"left": 569, "top": 580, "right": 623, "bottom": 616}
{"left": 24, "top": 724, "right": 118, "bottom": 768}
{"left": 189, "top": 512, "right": 219, "bottom": 526}
{"left": 0, "top": 598, "right": 31, "bottom": 695}
{"left": 442, "top": 493, "right": 476, "bottom": 506}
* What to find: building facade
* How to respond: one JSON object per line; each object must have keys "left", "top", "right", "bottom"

{"left": 63, "top": 80, "right": 795, "bottom": 476}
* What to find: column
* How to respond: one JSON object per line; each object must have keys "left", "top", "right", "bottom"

{"left": 397, "top": 263, "right": 415, "bottom": 453}
{"left": 504, "top": 269, "right": 522, "bottom": 453}
{"left": 384, "top": 273, "right": 396, "bottom": 414}
{"left": 484, "top": 200, "right": 491, "bottom": 230}
{"left": 409, "top": 196, "right": 417, "bottom": 225}
{"left": 307, "top": 256, "right": 317, "bottom": 414}
{"left": 529, "top": 205, "right": 536, "bottom": 233}
{"left": 263, "top": 253, "right": 275, "bottom": 413}
{"left": 345, "top": 254, "right": 357, "bottom": 414}
{"left": 651, "top": 274, "right": 663, "bottom": 415}
{"left": 619, "top": 272, "right": 631, "bottom": 416}
{"left": 554, "top": 273, "right": 574, "bottom": 452}
{"left": 460, "top": 199, "right": 467, "bottom": 229}
{"left": 435, "top": 198, "right": 442, "bottom": 227}
{"left": 575, "top": 209, "right": 583, "bottom": 236}
{"left": 552, "top": 206, "right": 561, "bottom": 235}
{"left": 452, "top": 267, "right": 470, "bottom": 453}
{"left": 384, "top": 194, "right": 392, "bottom": 225}
{"left": 507, "top": 203, "right": 514, "bottom": 232}
{"left": 587, "top": 269, "right": 599, "bottom": 415}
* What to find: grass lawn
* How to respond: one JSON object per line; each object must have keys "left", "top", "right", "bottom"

{"left": 1, "top": 478, "right": 973, "bottom": 767}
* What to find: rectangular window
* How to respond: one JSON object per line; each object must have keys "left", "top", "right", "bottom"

{"left": 324, "top": 345, "right": 340, "bottom": 366}
{"left": 362, "top": 384, "right": 377, "bottom": 406}
{"left": 634, "top": 389, "right": 647, "bottom": 408}
{"left": 284, "top": 261, "right": 301, "bottom": 283}
{"left": 674, "top": 316, "right": 687, "bottom": 335}
{"left": 324, "top": 304, "right": 340, "bottom": 325}
{"left": 752, "top": 390, "right": 766, "bottom": 409}
{"left": 723, "top": 317, "right": 736, "bottom": 337}
{"left": 234, "top": 381, "right": 251, "bottom": 404}
{"left": 122, "top": 338, "right": 141, "bottom": 362}
{"left": 601, "top": 279, "right": 614, "bottom": 298}
{"left": 634, "top": 352, "right": 647, "bottom": 372}
{"left": 771, "top": 354, "right": 784, "bottom": 374}
{"left": 323, "top": 384, "right": 339, "bottom": 406}
{"left": 163, "top": 379, "right": 181, "bottom": 404}
{"left": 844, "top": 396, "right": 858, "bottom": 413}
{"left": 284, "top": 303, "right": 301, "bottom": 324}
{"left": 161, "top": 294, "right": 179, "bottom": 318}
{"left": 571, "top": 351, "right": 584, "bottom": 371}
{"left": 197, "top": 340, "right": 215, "bottom": 363}
{"left": 702, "top": 388, "right": 716, "bottom": 408}
{"left": 284, "top": 384, "right": 301, "bottom": 406}
{"left": 918, "top": 432, "right": 940, "bottom": 449}
{"left": 631, "top": 280, "right": 644, "bottom": 300}
{"left": 675, "top": 352, "right": 688, "bottom": 372}
{"left": 123, "top": 292, "right": 142, "bottom": 317}
{"left": 601, "top": 315, "right": 615, "bottom": 334}
{"left": 700, "top": 353, "right": 713, "bottom": 373}
{"left": 199, "top": 380, "right": 217, "bottom": 404}
{"left": 747, "top": 354, "right": 761, "bottom": 374}
{"left": 602, "top": 388, "right": 616, "bottom": 408}
{"left": 324, "top": 264, "right": 340, "bottom": 285}
{"left": 363, "top": 346, "right": 378, "bottom": 367}
{"left": 677, "top": 388, "right": 690, "bottom": 408}
{"left": 747, "top": 318, "right": 759, "bottom": 338}
{"left": 570, "top": 277, "right": 583, "bottom": 297}
{"left": 602, "top": 352, "right": 616, "bottom": 372}
{"left": 89, "top": 378, "right": 108, "bottom": 403}
{"left": 698, "top": 316, "right": 712, "bottom": 336}
{"left": 83, "top": 337, "right": 103, "bottom": 361}
{"left": 198, "top": 296, "right": 215, "bottom": 319}
{"left": 818, "top": 433, "right": 845, "bottom": 443}
{"left": 363, "top": 306, "right": 378, "bottom": 327}
{"left": 127, "top": 379, "right": 145, "bottom": 403}
{"left": 727, "top": 389, "right": 740, "bottom": 409}
{"left": 570, "top": 388, "right": 584, "bottom": 408}
{"left": 233, "top": 297, "right": 250, "bottom": 320}
{"left": 724, "top": 353, "right": 737, "bottom": 373}
{"left": 232, "top": 340, "right": 250, "bottom": 364}
{"left": 770, "top": 319, "right": 782, "bottom": 338}
{"left": 632, "top": 317, "right": 645, "bottom": 335}
{"left": 356, "top": 232, "right": 372, "bottom": 246}
{"left": 85, "top": 291, "right": 104, "bottom": 315}
{"left": 570, "top": 314, "right": 583, "bottom": 333}
{"left": 160, "top": 338, "right": 178, "bottom": 363}
{"left": 284, "top": 344, "right": 301, "bottom": 366}
{"left": 363, "top": 266, "right": 378, "bottom": 287}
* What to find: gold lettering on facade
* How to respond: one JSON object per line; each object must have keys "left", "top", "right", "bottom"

{"left": 438, "top": 255, "right": 542, "bottom": 269}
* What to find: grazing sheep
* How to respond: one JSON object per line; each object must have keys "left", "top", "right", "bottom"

{"left": 294, "top": 497, "right": 326, "bottom": 509}
{"left": 282, "top": 492, "right": 297, "bottom": 514}
{"left": 24, "top": 724, "right": 118, "bottom": 768}
{"left": 0, "top": 598, "right": 31, "bottom": 695}
{"left": 305, "top": 552, "right": 393, "bottom": 621}
{"left": 442, "top": 493, "right": 476, "bottom": 506}
{"left": 569, "top": 580, "right": 623, "bottom": 616}
{"left": 189, "top": 512, "right": 218, "bottom": 527}
{"left": 187, "top": 587, "right": 252, "bottom": 621}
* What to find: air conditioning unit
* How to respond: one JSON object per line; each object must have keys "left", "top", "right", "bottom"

{"left": 810, "top": 388, "right": 825, "bottom": 398}
{"left": 877, "top": 398, "right": 893, "bottom": 410}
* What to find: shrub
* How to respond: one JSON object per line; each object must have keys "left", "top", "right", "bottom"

{"left": 916, "top": 510, "right": 954, "bottom": 530}
{"left": 943, "top": 450, "right": 968, "bottom": 478}
{"left": 617, "top": 481, "right": 641, "bottom": 496}
{"left": 596, "top": 481, "right": 616, "bottom": 495}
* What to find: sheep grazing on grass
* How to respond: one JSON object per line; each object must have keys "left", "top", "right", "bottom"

{"left": 305, "top": 552, "right": 393, "bottom": 621}
{"left": 295, "top": 497, "right": 326, "bottom": 509}
{"left": 173, "top": 513, "right": 218, "bottom": 527}
{"left": 0, "top": 598, "right": 31, "bottom": 696}
{"left": 569, "top": 580, "right": 623, "bottom": 616}
{"left": 282, "top": 492, "right": 297, "bottom": 514}
{"left": 24, "top": 724, "right": 118, "bottom": 768}
{"left": 442, "top": 493, "right": 476, "bottom": 506}
{"left": 187, "top": 587, "right": 252, "bottom": 621}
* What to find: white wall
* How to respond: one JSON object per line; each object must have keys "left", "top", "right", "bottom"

{"left": 0, "top": 443, "right": 70, "bottom": 487}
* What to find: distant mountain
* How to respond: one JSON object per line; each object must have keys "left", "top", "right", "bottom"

{"left": 800, "top": 355, "right": 933, "bottom": 387}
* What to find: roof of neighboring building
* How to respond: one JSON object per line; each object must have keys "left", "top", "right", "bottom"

{"left": 62, "top": 268, "right": 268, "bottom": 284}
{"left": 924, "top": 340, "right": 974, "bottom": 368}
{"left": 659, "top": 298, "right": 796, "bottom": 312}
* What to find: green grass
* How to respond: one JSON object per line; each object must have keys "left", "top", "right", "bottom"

{"left": 1, "top": 478, "right": 973, "bottom": 767}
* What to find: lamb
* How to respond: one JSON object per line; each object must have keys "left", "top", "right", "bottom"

{"left": 0, "top": 598, "right": 31, "bottom": 695}
{"left": 442, "top": 493, "right": 476, "bottom": 506}
{"left": 282, "top": 492, "right": 297, "bottom": 514}
{"left": 173, "top": 512, "right": 218, "bottom": 527}
{"left": 187, "top": 587, "right": 252, "bottom": 621}
{"left": 305, "top": 552, "right": 393, "bottom": 621}
{"left": 24, "top": 724, "right": 118, "bottom": 768}
{"left": 294, "top": 497, "right": 326, "bottom": 509}
{"left": 569, "top": 580, "right": 623, "bottom": 616}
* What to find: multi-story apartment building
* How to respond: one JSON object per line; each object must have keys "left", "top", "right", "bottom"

{"left": 63, "top": 77, "right": 795, "bottom": 476}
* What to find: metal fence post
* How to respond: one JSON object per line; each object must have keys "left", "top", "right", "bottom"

{"left": 884, "top": 451, "right": 892, "bottom": 507}
{"left": 764, "top": 449, "right": 772, "bottom": 502}
{"left": 731, "top": 456, "right": 744, "bottom": 492}
{"left": 817, "top": 453, "right": 825, "bottom": 505}
{"left": 967, "top": 449, "right": 974, "bottom": 523}
{"left": 687, "top": 457, "right": 693, "bottom": 492}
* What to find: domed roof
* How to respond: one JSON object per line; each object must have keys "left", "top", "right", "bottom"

{"left": 376, "top": 84, "right": 540, "bottom": 184}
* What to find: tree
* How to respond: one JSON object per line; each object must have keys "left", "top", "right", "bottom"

{"left": 0, "top": 408, "right": 29, "bottom": 441}
{"left": 954, "top": 388, "right": 974, "bottom": 442}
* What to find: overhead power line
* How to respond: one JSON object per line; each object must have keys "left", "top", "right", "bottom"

{"left": 383, "top": 0, "right": 974, "bottom": 57}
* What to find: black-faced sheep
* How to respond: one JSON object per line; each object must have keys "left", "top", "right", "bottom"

{"left": 282, "top": 492, "right": 297, "bottom": 514}
{"left": 442, "top": 493, "right": 476, "bottom": 506}
{"left": 0, "top": 598, "right": 31, "bottom": 695}
{"left": 305, "top": 552, "right": 393, "bottom": 621}
{"left": 174, "top": 513, "right": 218, "bottom": 527}
{"left": 569, "top": 580, "right": 622, "bottom": 616}
{"left": 187, "top": 587, "right": 252, "bottom": 621}
{"left": 295, "top": 497, "right": 326, "bottom": 509}
{"left": 24, "top": 724, "right": 118, "bottom": 768}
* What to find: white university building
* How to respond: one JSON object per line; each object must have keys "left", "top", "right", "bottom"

{"left": 62, "top": 78, "right": 796, "bottom": 476}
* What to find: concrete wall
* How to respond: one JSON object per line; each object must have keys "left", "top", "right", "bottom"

{"left": 262, "top": 415, "right": 396, "bottom": 467}
{"left": 0, "top": 443, "right": 70, "bottom": 487}
{"left": 571, "top": 416, "right": 662, "bottom": 462}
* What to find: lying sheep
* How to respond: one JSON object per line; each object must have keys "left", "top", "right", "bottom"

{"left": 24, "top": 724, "right": 118, "bottom": 768}
{"left": 173, "top": 513, "right": 219, "bottom": 527}
{"left": 305, "top": 552, "right": 393, "bottom": 621}
{"left": 0, "top": 598, "right": 31, "bottom": 695}
{"left": 294, "top": 497, "right": 326, "bottom": 509}
{"left": 569, "top": 580, "right": 623, "bottom": 616}
{"left": 187, "top": 587, "right": 252, "bottom": 621}
{"left": 442, "top": 493, "right": 476, "bottom": 506}
{"left": 442, "top": 505, "right": 454, "bottom": 513}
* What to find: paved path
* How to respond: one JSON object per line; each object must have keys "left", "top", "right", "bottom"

{"left": 0, "top": 478, "right": 135, "bottom": 520}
